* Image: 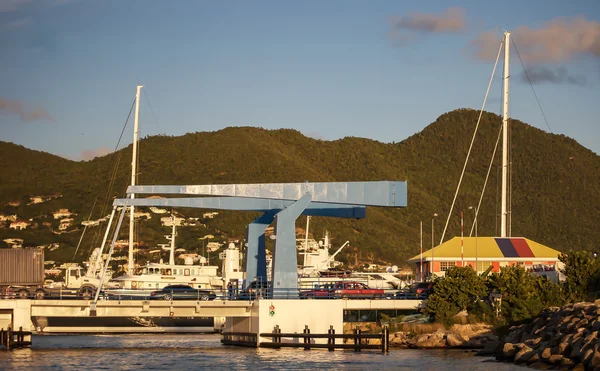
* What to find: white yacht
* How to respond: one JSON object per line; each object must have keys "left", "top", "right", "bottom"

{"left": 106, "top": 240, "right": 244, "bottom": 298}
{"left": 267, "top": 224, "right": 410, "bottom": 292}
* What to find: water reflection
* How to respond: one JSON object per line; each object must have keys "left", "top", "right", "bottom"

{"left": 0, "top": 334, "right": 527, "bottom": 371}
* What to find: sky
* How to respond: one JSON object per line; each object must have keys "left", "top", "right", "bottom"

{"left": 0, "top": 0, "right": 599, "bottom": 160}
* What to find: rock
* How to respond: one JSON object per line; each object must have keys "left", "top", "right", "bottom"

{"left": 541, "top": 347, "right": 552, "bottom": 359}
{"left": 571, "top": 363, "right": 586, "bottom": 371}
{"left": 527, "top": 353, "right": 540, "bottom": 364}
{"left": 465, "top": 336, "right": 487, "bottom": 349}
{"left": 591, "top": 345, "right": 600, "bottom": 368}
{"left": 528, "top": 362, "right": 552, "bottom": 370}
{"left": 446, "top": 333, "right": 466, "bottom": 348}
{"left": 562, "top": 315, "right": 574, "bottom": 325}
{"left": 583, "top": 348, "right": 594, "bottom": 365}
{"left": 527, "top": 353, "right": 542, "bottom": 363}
{"left": 578, "top": 319, "right": 590, "bottom": 329}
{"left": 514, "top": 345, "right": 535, "bottom": 364}
{"left": 585, "top": 331, "right": 599, "bottom": 345}
{"left": 560, "top": 356, "right": 574, "bottom": 367}
{"left": 503, "top": 343, "right": 519, "bottom": 358}
{"left": 558, "top": 338, "right": 571, "bottom": 355}
{"left": 570, "top": 338, "right": 584, "bottom": 361}
{"left": 525, "top": 337, "right": 542, "bottom": 347}
{"left": 548, "top": 354, "right": 563, "bottom": 365}
{"left": 485, "top": 334, "right": 499, "bottom": 342}
{"left": 542, "top": 331, "right": 555, "bottom": 342}
{"left": 520, "top": 332, "right": 532, "bottom": 343}
{"left": 414, "top": 332, "right": 446, "bottom": 349}
{"left": 475, "top": 341, "right": 501, "bottom": 356}
{"left": 505, "top": 331, "right": 520, "bottom": 344}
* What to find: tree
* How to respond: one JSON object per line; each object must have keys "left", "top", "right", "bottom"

{"left": 559, "top": 250, "right": 600, "bottom": 302}
{"left": 423, "top": 266, "right": 487, "bottom": 325}
{"left": 487, "top": 265, "right": 548, "bottom": 323}
{"left": 535, "top": 275, "right": 566, "bottom": 308}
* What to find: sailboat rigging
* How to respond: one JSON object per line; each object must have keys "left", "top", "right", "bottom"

{"left": 438, "top": 31, "right": 512, "bottom": 245}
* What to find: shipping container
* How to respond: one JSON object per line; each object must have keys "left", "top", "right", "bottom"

{"left": 0, "top": 248, "right": 45, "bottom": 286}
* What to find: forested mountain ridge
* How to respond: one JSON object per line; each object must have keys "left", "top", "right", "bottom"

{"left": 1, "top": 109, "right": 598, "bottom": 269}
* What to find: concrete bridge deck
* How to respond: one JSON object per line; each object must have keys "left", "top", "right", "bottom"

{"left": 1, "top": 298, "right": 423, "bottom": 328}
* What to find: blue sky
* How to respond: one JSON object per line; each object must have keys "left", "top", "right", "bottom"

{"left": 1, "top": 0, "right": 599, "bottom": 160}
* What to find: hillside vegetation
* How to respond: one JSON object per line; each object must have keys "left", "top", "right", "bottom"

{"left": 0, "top": 109, "right": 598, "bottom": 269}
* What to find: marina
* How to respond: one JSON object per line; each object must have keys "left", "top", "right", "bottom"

{"left": 0, "top": 3, "right": 597, "bottom": 370}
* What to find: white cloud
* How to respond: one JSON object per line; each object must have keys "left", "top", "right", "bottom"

{"left": 471, "top": 17, "right": 600, "bottom": 63}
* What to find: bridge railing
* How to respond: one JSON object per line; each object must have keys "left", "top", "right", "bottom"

{"left": 1, "top": 287, "right": 427, "bottom": 301}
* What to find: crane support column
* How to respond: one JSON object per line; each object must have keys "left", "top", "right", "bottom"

{"left": 271, "top": 193, "right": 312, "bottom": 299}
{"left": 245, "top": 210, "right": 278, "bottom": 287}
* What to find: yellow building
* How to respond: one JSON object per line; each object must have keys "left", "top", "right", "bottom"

{"left": 408, "top": 237, "right": 564, "bottom": 280}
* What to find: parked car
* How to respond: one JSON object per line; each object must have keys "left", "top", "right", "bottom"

{"left": 237, "top": 280, "right": 272, "bottom": 300}
{"left": 299, "top": 283, "right": 336, "bottom": 299}
{"left": 301, "top": 281, "right": 384, "bottom": 299}
{"left": 149, "top": 284, "right": 216, "bottom": 301}
{"left": 395, "top": 281, "right": 434, "bottom": 299}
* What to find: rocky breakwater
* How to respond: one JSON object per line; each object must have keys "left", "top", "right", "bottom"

{"left": 390, "top": 324, "right": 499, "bottom": 349}
{"left": 499, "top": 301, "right": 600, "bottom": 369}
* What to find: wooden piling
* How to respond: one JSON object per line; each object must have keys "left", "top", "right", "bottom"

{"left": 303, "top": 325, "right": 310, "bottom": 350}
{"left": 327, "top": 325, "right": 335, "bottom": 351}
{"left": 381, "top": 325, "right": 389, "bottom": 353}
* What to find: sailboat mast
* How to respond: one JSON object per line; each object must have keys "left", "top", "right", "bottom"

{"left": 303, "top": 216, "right": 310, "bottom": 268}
{"left": 170, "top": 214, "right": 176, "bottom": 265}
{"left": 128, "top": 85, "right": 143, "bottom": 274}
{"left": 501, "top": 31, "right": 510, "bottom": 238}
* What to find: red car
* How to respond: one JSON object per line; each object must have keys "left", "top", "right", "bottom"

{"left": 300, "top": 281, "right": 384, "bottom": 299}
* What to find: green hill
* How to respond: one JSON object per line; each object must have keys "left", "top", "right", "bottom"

{"left": 0, "top": 109, "right": 598, "bottom": 270}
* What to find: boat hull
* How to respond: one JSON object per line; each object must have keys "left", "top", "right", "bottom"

{"left": 32, "top": 315, "right": 218, "bottom": 334}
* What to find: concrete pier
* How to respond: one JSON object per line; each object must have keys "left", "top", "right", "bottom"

{"left": 222, "top": 298, "right": 423, "bottom": 347}
{"left": 0, "top": 300, "right": 34, "bottom": 346}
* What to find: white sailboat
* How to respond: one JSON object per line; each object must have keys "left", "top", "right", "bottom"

{"left": 102, "top": 86, "right": 240, "bottom": 296}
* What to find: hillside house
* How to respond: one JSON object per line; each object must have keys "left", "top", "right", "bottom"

{"left": 53, "top": 209, "right": 74, "bottom": 219}
{"left": 3, "top": 238, "right": 24, "bottom": 248}
{"left": 7, "top": 201, "right": 20, "bottom": 207}
{"left": 186, "top": 217, "right": 203, "bottom": 226}
{"left": 28, "top": 196, "right": 45, "bottom": 205}
{"left": 58, "top": 218, "right": 73, "bottom": 230}
{"left": 133, "top": 211, "right": 152, "bottom": 219}
{"left": 81, "top": 220, "right": 100, "bottom": 227}
{"left": 0, "top": 214, "right": 17, "bottom": 222}
{"left": 161, "top": 216, "right": 185, "bottom": 227}
{"left": 9, "top": 220, "right": 29, "bottom": 230}
{"left": 150, "top": 207, "right": 168, "bottom": 214}
{"left": 203, "top": 212, "right": 219, "bottom": 219}
{"left": 206, "top": 241, "right": 223, "bottom": 252}
{"left": 46, "top": 244, "right": 60, "bottom": 252}
{"left": 113, "top": 240, "right": 144, "bottom": 249}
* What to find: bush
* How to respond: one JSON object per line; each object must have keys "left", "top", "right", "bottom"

{"left": 423, "top": 266, "right": 487, "bottom": 325}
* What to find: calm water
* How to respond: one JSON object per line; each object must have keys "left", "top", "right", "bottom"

{"left": 0, "top": 334, "right": 527, "bottom": 370}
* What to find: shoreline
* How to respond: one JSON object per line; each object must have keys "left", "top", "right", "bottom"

{"left": 387, "top": 300, "right": 600, "bottom": 370}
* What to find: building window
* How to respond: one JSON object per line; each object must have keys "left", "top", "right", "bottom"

{"left": 477, "top": 261, "right": 491, "bottom": 272}
{"left": 440, "top": 262, "right": 456, "bottom": 272}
